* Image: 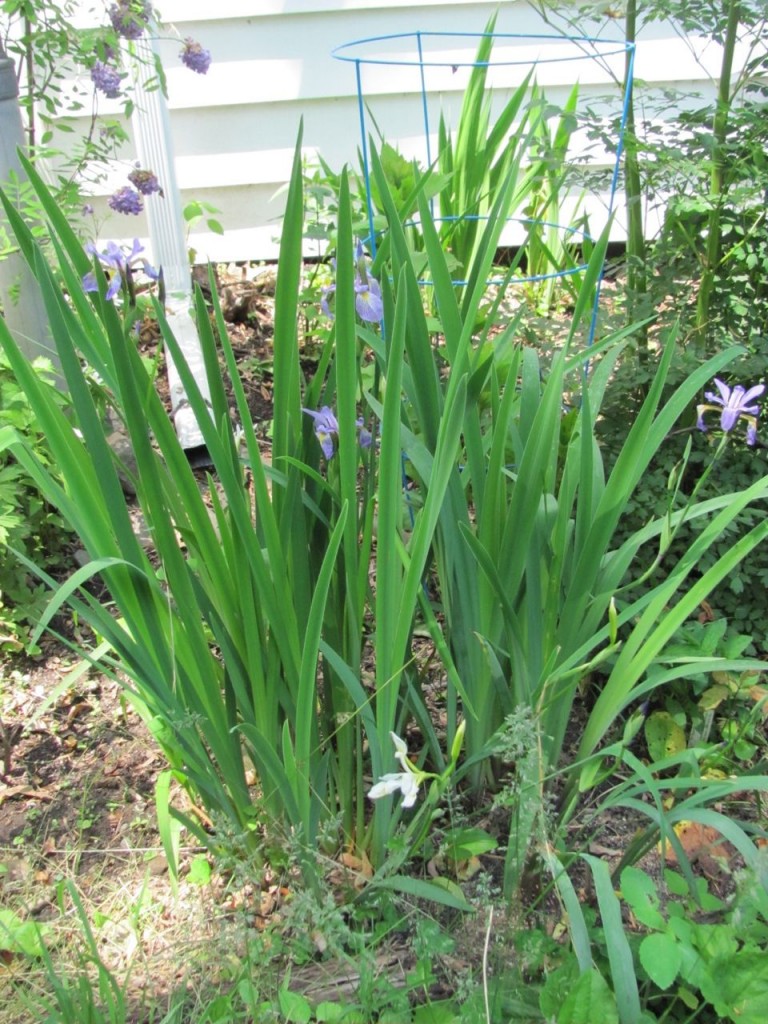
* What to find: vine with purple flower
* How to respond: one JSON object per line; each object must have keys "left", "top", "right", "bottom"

{"left": 1, "top": 1, "right": 212, "bottom": 240}
{"left": 109, "top": 0, "right": 152, "bottom": 41}
{"left": 180, "top": 38, "right": 212, "bottom": 75}
{"left": 91, "top": 61, "right": 123, "bottom": 99}
{"left": 81, "top": 2, "right": 212, "bottom": 216}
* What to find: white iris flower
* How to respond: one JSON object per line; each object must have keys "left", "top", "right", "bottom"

{"left": 368, "top": 732, "right": 423, "bottom": 808}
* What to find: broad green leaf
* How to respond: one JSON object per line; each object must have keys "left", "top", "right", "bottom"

{"left": 639, "top": 932, "right": 681, "bottom": 990}
{"left": 0, "top": 909, "right": 48, "bottom": 957}
{"left": 663, "top": 869, "right": 689, "bottom": 897}
{"left": 414, "top": 1001, "right": 460, "bottom": 1024}
{"left": 620, "top": 867, "right": 665, "bottom": 930}
{"left": 315, "top": 1002, "right": 350, "bottom": 1022}
{"left": 371, "top": 875, "right": 472, "bottom": 912}
{"left": 700, "top": 951, "right": 768, "bottom": 1024}
{"left": 278, "top": 986, "right": 312, "bottom": 1024}
{"left": 557, "top": 969, "right": 618, "bottom": 1024}
{"left": 186, "top": 854, "right": 212, "bottom": 887}
{"left": 441, "top": 827, "right": 498, "bottom": 859}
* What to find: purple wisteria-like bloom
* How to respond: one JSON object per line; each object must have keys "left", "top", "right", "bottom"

{"left": 302, "top": 406, "right": 372, "bottom": 459}
{"left": 91, "top": 61, "right": 122, "bottom": 98}
{"left": 82, "top": 239, "right": 158, "bottom": 302}
{"left": 697, "top": 377, "right": 765, "bottom": 446}
{"left": 108, "top": 186, "right": 144, "bottom": 215}
{"left": 180, "top": 38, "right": 212, "bottom": 75}
{"left": 109, "top": 0, "right": 152, "bottom": 40}
{"left": 128, "top": 168, "right": 162, "bottom": 195}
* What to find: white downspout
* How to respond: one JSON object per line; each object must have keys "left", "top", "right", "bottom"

{"left": 128, "top": 31, "right": 212, "bottom": 454}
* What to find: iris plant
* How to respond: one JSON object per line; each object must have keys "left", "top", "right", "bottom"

{"left": 368, "top": 723, "right": 466, "bottom": 811}
{"left": 697, "top": 377, "right": 765, "bottom": 445}
{"left": 82, "top": 239, "right": 158, "bottom": 302}
{"left": 368, "top": 732, "right": 428, "bottom": 808}
{"left": 303, "top": 405, "right": 372, "bottom": 459}
{"left": 321, "top": 240, "right": 384, "bottom": 323}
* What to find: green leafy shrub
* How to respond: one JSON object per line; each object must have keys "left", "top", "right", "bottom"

{"left": 0, "top": 352, "right": 74, "bottom": 651}
{"left": 600, "top": 377, "right": 768, "bottom": 651}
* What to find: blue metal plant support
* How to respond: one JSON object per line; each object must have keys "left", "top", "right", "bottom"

{"left": 333, "top": 31, "right": 635, "bottom": 346}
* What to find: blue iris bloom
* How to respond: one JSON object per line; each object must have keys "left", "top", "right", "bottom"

{"left": 697, "top": 377, "right": 765, "bottom": 446}
{"left": 303, "top": 406, "right": 373, "bottom": 459}
{"left": 320, "top": 240, "right": 384, "bottom": 324}
{"left": 82, "top": 239, "right": 158, "bottom": 301}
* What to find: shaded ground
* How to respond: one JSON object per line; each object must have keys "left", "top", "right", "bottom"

{"left": 0, "top": 644, "right": 447, "bottom": 1020}
{"left": 2, "top": 636, "right": 758, "bottom": 1021}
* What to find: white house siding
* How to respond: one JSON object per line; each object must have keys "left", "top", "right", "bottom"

{"left": 39, "top": 1, "right": 745, "bottom": 262}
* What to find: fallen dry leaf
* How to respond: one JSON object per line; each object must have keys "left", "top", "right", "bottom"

{"left": 662, "top": 820, "right": 734, "bottom": 879}
{"left": 0, "top": 784, "right": 56, "bottom": 807}
{"left": 748, "top": 685, "right": 768, "bottom": 717}
{"left": 65, "top": 701, "right": 93, "bottom": 726}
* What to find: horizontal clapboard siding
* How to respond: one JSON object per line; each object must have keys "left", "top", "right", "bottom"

{"left": 45, "top": 0, "right": 732, "bottom": 262}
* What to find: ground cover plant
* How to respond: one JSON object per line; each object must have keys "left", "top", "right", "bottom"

{"left": 1, "top": 11, "right": 768, "bottom": 1024}
{"left": 0, "top": 351, "right": 75, "bottom": 653}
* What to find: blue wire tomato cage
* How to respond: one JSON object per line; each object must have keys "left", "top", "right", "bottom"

{"left": 332, "top": 30, "right": 636, "bottom": 343}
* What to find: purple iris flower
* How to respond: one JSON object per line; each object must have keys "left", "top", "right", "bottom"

{"left": 353, "top": 239, "right": 384, "bottom": 323}
{"left": 320, "top": 271, "right": 336, "bottom": 318}
{"left": 354, "top": 274, "right": 383, "bottom": 323}
{"left": 357, "top": 419, "right": 373, "bottom": 449}
{"left": 303, "top": 406, "right": 373, "bottom": 459}
{"left": 82, "top": 239, "right": 158, "bottom": 302}
{"left": 303, "top": 406, "right": 339, "bottom": 459}
{"left": 697, "top": 377, "right": 765, "bottom": 446}
{"left": 320, "top": 241, "right": 383, "bottom": 324}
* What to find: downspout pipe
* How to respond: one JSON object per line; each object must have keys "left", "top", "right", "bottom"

{"left": 128, "top": 30, "right": 212, "bottom": 456}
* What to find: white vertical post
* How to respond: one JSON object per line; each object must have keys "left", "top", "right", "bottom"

{"left": 0, "top": 40, "right": 60, "bottom": 382}
{"left": 128, "top": 31, "right": 211, "bottom": 452}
